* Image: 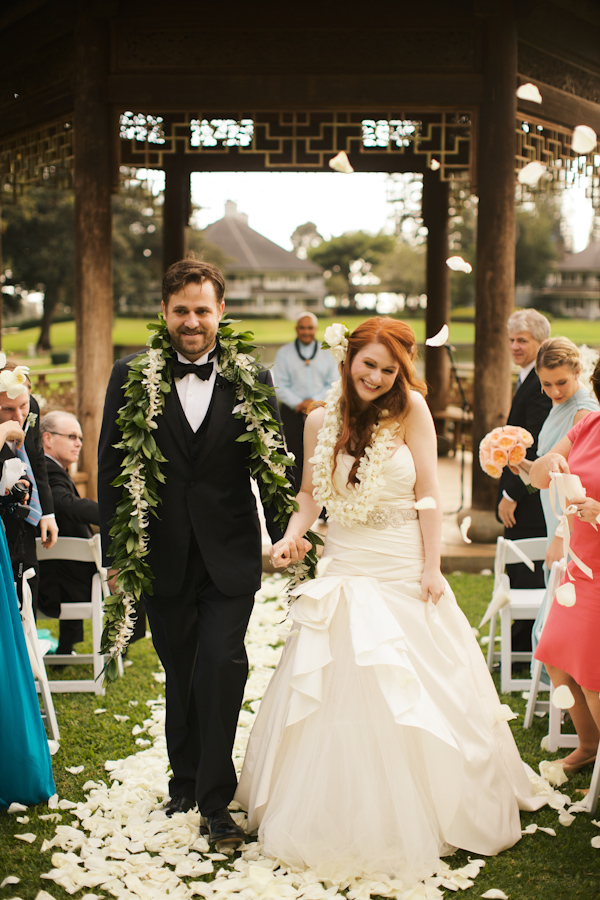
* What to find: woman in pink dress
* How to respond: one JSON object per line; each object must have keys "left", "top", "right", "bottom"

{"left": 530, "top": 356, "right": 600, "bottom": 775}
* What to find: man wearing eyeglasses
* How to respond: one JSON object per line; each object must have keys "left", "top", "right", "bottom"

{"left": 38, "top": 411, "right": 97, "bottom": 656}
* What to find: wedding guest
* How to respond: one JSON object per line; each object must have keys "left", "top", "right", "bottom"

{"left": 496, "top": 309, "right": 551, "bottom": 652}
{"left": 0, "top": 361, "right": 57, "bottom": 610}
{"left": 237, "top": 318, "right": 547, "bottom": 884}
{"left": 38, "top": 411, "right": 98, "bottom": 656}
{"left": 530, "top": 355, "right": 600, "bottom": 775}
{"left": 273, "top": 312, "right": 338, "bottom": 482}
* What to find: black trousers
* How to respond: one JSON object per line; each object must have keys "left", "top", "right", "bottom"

{"left": 280, "top": 404, "right": 305, "bottom": 485}
{"left": 145, "top": 537, "right": 254, "bottom": 815}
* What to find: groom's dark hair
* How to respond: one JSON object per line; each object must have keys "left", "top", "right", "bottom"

{"left": 162, "top": 258, "right": 226, "bottom": 305}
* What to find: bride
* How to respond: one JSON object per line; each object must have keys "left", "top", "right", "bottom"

{"left": 235, "top": 318, "right": 546, "bottom": 883}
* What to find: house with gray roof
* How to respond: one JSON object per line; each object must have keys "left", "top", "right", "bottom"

{"left": 202, "top": 201, "right": 326, "bottom": 316}
{"left": 534, "top": 241, "right": 600, "bottom": 319}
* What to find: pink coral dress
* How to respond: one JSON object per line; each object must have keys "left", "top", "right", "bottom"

{"left": 535, "top": 411, "right": 600, "bottom": 691}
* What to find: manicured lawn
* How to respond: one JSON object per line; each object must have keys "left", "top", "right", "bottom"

{"left": 1, "top": 572, "right": 599, "bottom": 900}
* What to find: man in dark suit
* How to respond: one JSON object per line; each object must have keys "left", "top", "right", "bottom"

{"left": 0, "top": 363, "right": 57, "bottom": 609}
{"left": 496, "top": 309, "right": 552, "bottom": 649}
{"left": 37, "top": 411, "right": 97, "bottom": 656}
{"left": 98, "top": 259, "right": 286, "bottom": 851}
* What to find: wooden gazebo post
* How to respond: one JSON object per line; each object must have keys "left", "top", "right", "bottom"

{"left": 74, "top": 13, "right": 114, "bottom": 501}
{"left": 466, "top": 4, "right": 518, "bottom": 539}
{"left": 163, "top": 150, "right": 191, "bottom": 269}
{"left": 422, "top": 169, "right": 450, "bottom": 415}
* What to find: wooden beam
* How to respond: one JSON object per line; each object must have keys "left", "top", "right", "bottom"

{"left": 74, "top": 12, "right": 113, "bottom": 502}
{"left": 517, "top": 78, "right": 600, "bottom": 132}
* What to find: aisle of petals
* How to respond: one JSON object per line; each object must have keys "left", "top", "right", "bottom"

{"left": 8, "top": 576, "right": 599, "bottom": 900}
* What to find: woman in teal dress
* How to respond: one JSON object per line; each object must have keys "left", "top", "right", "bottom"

{"left": 0, "top": 419, "right": 55, "bottom": 808}
{"left": 516, "top": 338, "right": 599, "bottom": 678}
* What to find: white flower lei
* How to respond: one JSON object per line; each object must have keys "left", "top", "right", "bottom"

{"left": 313, "top": 324, "right": 400, "bottom": 527}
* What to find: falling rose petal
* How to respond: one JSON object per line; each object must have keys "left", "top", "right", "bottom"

{"left": 572, "top": 125, "right": 597, "bottom": 154}
{"left": 460, "top": 516, "right": 473, "bottom": 544}
{"left": 93, "top": 708, "right": 107, "bottom": 715}
{"left": 495, "top": 704, "right": 517, "bottom": 722}
{"left": 7, "top": 803, "right": 28, "bottom": 814}
{"left": 481, "top": 891, "right": 509, "bottom": 900}
{"left": 65, "top": 766, "right": 84, "bottom": 775}
{"left": 0, "top": 877, "right": 20, "bottom": 888}
{"left": 552, "top": 684, "right": 575, "bottom": 709}
{"left": 414, "top": 496, "right": 437, "bottom": 510}
{"left": 446, "top": 255, "right": 472, "bottom": 274}
{"left": 518, "top": 161, "right": 546, "bottom": 185}
{"left": 592, "top": 836, "right": 600, "bottom": 849}
{"left": 425, "top": 324, "right": 449, "bottom": 347}
{"left": 328, "top": 151, "right": 354, "bottom": 174}
{"left": 124, "top": 660, "right": 133, "bottom": 667}
{"left": 555, "top": 582, "right": 576, "bottom": 607}
{"left": 539, "top": 760, "right": 569, "bottom": 786}
{"left": 14, "top": 833, "right": 36, "bottom": 843}
{"left": 516, "top": 83, "right": 543, "bottom": 103}
{"left": 430, "top": 158, "right": 441, "bottom": 170}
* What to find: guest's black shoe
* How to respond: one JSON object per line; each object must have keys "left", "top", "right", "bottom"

{"left": 163, "top": 796, "right": 197, "bottom": 817}
{"left": 200, "top": 807, "right": 245, "bottom": 852}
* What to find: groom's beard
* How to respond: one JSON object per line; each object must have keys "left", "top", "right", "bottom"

{"left": 169, "top": 327, "right": 217, "bottom": 361}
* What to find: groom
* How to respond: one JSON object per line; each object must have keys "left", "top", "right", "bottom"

{"left": 98, "top": 259, "right": 286, "bottom": 850}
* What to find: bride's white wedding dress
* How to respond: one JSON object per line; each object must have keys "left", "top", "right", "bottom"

{"left": 235, "top": 444, "right": 546, "bottom": 883}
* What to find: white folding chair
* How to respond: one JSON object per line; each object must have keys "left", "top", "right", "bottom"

{"left": 20, "top": 567, "right": 60, "bottom": 741}
{"left": 36, "top": 534, "right": 123, "bottom": 696}
{"left": 583, "top": 756, "right": 600, "bottom": 814}
{"left": 483, "top": 536, "right": 547, "bottom": 693}
{"left": 523, "top": 561, "right": 578, "bottom": 750}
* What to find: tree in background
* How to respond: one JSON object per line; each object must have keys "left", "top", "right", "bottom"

{"left": 307, "top": 231, "right": 395, "bottom": 309}
{"left": 515, "top": 193, "right": 563, "bottom": 288}
{"left": 290, "top": 222, "right": 323, "bottom": 258}
{"left": 375, "top": 241, "right": 426, "bottom": 300}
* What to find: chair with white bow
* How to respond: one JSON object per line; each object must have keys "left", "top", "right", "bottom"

{"left": 482, "top": 535, "right": 547, "bottom": 693}
{"left": 36, "top": 533, "right": 123, "bottom": 696}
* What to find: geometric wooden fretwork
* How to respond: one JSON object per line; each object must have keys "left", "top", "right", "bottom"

{"left": 117, "top": 109, "right": 475, "bottom": 181}
{"left": 0, "top": 120, "right": 74, "bottom": 199}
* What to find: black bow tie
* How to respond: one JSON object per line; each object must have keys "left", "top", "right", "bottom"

{"left": 172, "top": 360, "right": 214, "bottom": 381}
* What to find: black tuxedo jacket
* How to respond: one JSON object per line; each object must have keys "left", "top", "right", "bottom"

{"left": 98, "top": 354, "right": 287, "bottom": 598}
{"left": 0, "top": 395, "right": 54, "bottom": 569}
{"left": 496, "top": 368, "right": 552, "bottom": 534}
{"left": 38, "top": 457, "right": 99, "bottom": 614}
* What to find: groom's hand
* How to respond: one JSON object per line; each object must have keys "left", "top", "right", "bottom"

{"left": 270, "top": 535, "right": 310, "bottom": 568}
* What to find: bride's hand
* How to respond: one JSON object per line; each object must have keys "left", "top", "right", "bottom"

{"left": 270, "top": 534, "right": 311, "bottom": 569}
{"left": 421, "top": 566, "right": 446, "bottom": 605}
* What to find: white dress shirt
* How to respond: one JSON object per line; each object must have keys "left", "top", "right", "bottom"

{"left": 174, "top": 345, "right": 217, "bottom": 432}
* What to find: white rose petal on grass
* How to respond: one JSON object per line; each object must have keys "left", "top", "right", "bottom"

{"left": 34, "top": 892, "right": 58, "bottom": 900}
{"left": 540, "top": 734, "right": 551, "bottom": 751}
{"left": 0, "top": 877, "right": 20, "bottom": 888}
{"left": 414, "top": 496, "right": 437, "bottom": 510}
{"left": 65, "top": 765, "right": 84, "bottom": 775}
{"left": 538, "top": 826, "right": 556, "bottom": 836}
{"left": 47, "top": 740, "right": 60, "bottom": 756}
{"left": 572, "top": 125, "right": 597, "bottom": 154}
{"left": 113, "top": 714, "right": 130, "bottom": 722}
{"left": 552, "top": 684, "right": 575, "bottom": 709}
{"left": 559, "top": 811, "right": 575, "bottom": 826}
{"left": 14, "top": 833, "right": 36, "bottom": 843}
{"left": 47, "top": 794, "right": 58, "bottom": 809}
{"left": 555, "top": 582, "right": 576, "bottom": 607}
{"left": 16, "top": 816, "right": 29, "bottom": 824}
{"left": 446, "top": 255, "right": 472, "bottom": 274}
{"left": 7, "top": 803, "right": 28, "bottom": 814}
{"left": 57, "top": 799, "right": 77, "bottom": 809}
{"left": 128, "top": 700, "right": 139, "bottom": 707}
{"left": 539, "top": 759, "right": 569, "bottom": 786}
{"left": 38, "top": 814, "right": 61, "bottom": 822}
{"left": 481, "top": 891, "right": 509, "bottom": 900}
{"left": 495, "top": 704, "right": 518, "bottom": 723}
{"left": 592, "top": 836, "right": 600, "bottom": 849}
{"left": 518, "top": 161, "right": 546, "bottom": 186}
{"left": 425, "top": 324, "right": 449, "bottom": 347}
{"left": 522, "top": 823, "right": 538, "bottom": 834}
{"left": 93, "top": 708, "right": 107, "bottom": 715}
{"left": 460, "top": 516, "right": 473, "bottom": 544}
{"left": 516, "top": 83, "right": 543, "bottom": 103}
{"left": 328, "top": 151, "right": 354, "bottom": 174}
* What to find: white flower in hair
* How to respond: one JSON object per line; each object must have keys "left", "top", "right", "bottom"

{"left": 0, "top": 364, "right": 30, "bottom": 399}
{"left": 323, "top": 323, "right": 349, "bottom": 364}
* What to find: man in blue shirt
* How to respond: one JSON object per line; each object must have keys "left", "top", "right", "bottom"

{"left": 273, "top": 312, "right": 338, "bottom": 483}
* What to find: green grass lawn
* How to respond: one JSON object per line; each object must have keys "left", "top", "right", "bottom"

{"left": 1, "top": 573, "right": 599, "bottom": 899}
{"left": 5, "top": 315, "right": 600, "bottom": 364}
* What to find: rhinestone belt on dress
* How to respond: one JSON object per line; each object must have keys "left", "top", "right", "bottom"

{"left": 364, "top": 506, "right": 419, "bottom": 529}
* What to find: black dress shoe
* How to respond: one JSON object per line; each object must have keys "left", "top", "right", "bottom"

{"left": 200, "top": 807, "right": 245, "bottom": 852}
{"left": 163, "top": 796, "right": 197, "bottom": 817}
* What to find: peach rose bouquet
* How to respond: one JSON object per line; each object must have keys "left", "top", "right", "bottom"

{"left": 479, "top": 425, "right": 534, "bottom": 479}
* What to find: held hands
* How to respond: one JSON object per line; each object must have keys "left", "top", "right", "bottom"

{"left": 421, "top": 566, "right": 446, "bottom": 605}
{"left": 270, "top": 534, "right": 312, "bottom": 569}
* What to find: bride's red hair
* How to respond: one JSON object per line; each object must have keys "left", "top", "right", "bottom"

{"left": 335, "top": 317, "right": 426, "bottom": 484}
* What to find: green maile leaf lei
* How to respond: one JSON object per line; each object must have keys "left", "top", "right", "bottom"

{"left": 101, "top": 314, "right": 322, "bottom": 681}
